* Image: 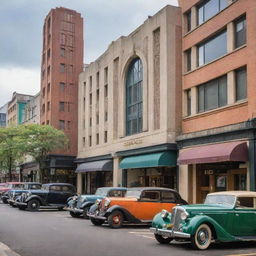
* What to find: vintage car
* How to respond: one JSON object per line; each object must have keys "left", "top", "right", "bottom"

{"left": 66, "top": 187, "right": 127, "bottom": 218}
{"left": 88, "top": 187, "right": 187, "bottom": 228}
{"left": 150, "top": 191, "right": 256, "bottom": 250}
{"left": 1, "top": 182, "right": 24, "bottom": 203}
{"left": 16, "top": 183, "right": 76, "bottom": 211}
{"left": 7, "top": 182, "right": 42, "bottom": 206}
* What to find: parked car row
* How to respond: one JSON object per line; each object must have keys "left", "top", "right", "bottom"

{"left": 1, "top": 182, "right": 256, "bottom": 250}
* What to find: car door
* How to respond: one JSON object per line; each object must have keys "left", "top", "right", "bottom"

{"left": 232, "top": 197, "right": 256, "bottom": 236}
{"left": 47, "top": 185, "right": 63, "bottom": 204}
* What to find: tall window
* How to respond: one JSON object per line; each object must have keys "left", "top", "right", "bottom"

{"left": 198, "top": 30, "right": 227, "bottom": 66}
{"left": 126, "top": 58, "right": 143, "bottom": 136}
{"left": 197, "top": 0, "right": 228, "bottom": 25}
{"left": 186, "top": 89, "right": 191, "bottom": 116}
{"left": 235, "top": 16, "right": 246, "bottom": 49}
{"left": 198, "top": 75, "right": 227, "bottom": 113}
{"left": 235, "top": 66, "right": 247, "bottom": 101}
{"left": 185, "top": 49, "right": 191, "bottom": 72}
{"left": 186, "top": 10, "right": 191, "bottom": 32}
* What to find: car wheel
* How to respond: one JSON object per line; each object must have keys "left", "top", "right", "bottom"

{"left": 191, "top": 224, "right": 212, "bottom": 250}
{"left": 27, "top": 199, "right": 40, "bottom": 212}
{"left": 82, "top": 206, "right": 90, "bottom": 219}
{"left": 90, "top": 218, "right": 104, "bottom": 226}
{"left": 2, "top": 198, "right": 8, "bottom": 204}
{"left": 154, "top": 234, "right": 173, "bottom": 244}
{"left": 70, "top": 211, "right": 81, "bottom": 218}
{"left": 107, "top": 210, "right": 124, "bottom": 229}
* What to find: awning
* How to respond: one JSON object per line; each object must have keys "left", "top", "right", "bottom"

{"left": 177, "top": 141, "right": 248, "bottom": 165}
{"left": 119, "top": 151, "right": 177, "bottom": 169}
{"left": 76, "top": 160, "right": 113, "bottom": 173}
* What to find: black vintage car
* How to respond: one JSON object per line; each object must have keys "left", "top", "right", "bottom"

{"left": 6, "top": 182, "right": 42, "bottom": 207}
{"left": 16, "top": 183, "right": 76, "bottom": 211}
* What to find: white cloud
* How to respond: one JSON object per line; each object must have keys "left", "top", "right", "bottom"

{"left": 0, "top": 68, "right": 40, "bottom": 107}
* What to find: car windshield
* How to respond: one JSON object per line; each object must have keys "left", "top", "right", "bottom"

{"left": 41, "top": 185, "right": 49, "bottom": 191}
{"left": 24, "top": 184, "right": 41, "bottom": 190}
{"left": 204, "top": 194, "right": 236, "bottom": 206}
{"left": 125, "top": 190, "right": 141, "bottom": 198}
{"left": 95, "top": 188, "right": 109, "bottom": 196}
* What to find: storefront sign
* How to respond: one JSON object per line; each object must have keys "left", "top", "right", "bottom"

{"left": 204, "top": 170, "right": 214, "bottom": 175}
{"left": 124, "top": 139, "right": 143, "bottom": 147}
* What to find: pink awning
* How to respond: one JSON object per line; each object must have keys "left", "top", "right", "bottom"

{"left": 177, "top": 141, "right": 248, "bottom": 165}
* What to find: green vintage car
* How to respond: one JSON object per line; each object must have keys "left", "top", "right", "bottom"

{"left": 150, "top": 191, "right": 256, "bottom": 250}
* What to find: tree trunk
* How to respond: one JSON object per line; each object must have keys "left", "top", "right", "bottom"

{"left": 8, "top": 156, "right": 12, "bottom": 181}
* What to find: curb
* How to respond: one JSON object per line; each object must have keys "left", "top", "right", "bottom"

{"left": 0, "top": 243, "right": 21, "bottom": 256}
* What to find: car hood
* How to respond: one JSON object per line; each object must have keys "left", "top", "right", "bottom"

{"left": 180, "top": 204, "right": 233, "bottom": 213}
{"left": 78, "top": 195, "right": 104, "bottom": 201}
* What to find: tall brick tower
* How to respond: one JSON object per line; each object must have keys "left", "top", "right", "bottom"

{"left": 40, "top": 7, "right": 83, "bottom": 184}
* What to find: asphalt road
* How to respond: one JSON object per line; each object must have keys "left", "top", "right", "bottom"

{"left": 0, "top": 203, "right": 256, "bottom": 256}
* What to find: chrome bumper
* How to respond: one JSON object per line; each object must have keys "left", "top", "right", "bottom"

{"left": 87, "top": 213, "right": 106, "bottom": 220}
{"left": 65, "top": 207, "right": 83, "bottom": 214}
{"left": 150, "top": 227, "right": 191, "bottom": 239}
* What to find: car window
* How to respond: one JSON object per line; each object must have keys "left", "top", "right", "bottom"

{"left": 236, "top": 197, "right": 256, "bottom": 208}
{"left": 62, "top": 186, "right": 73, "bottom": 192}
{"left": 140, "top": 191, "right": 160, "bottom": 201}
{"left": 162, "top": 191, "right": 177, "bottom": 203}
{"left": 108, "top": 190, "right": 125, "bottom": 197}
{"left": 50, "top": 185, "right": 62, "bottom": 191}
{"left": 41, "top": 185, "right": 49, "bottom": 191}
{"left": 30, "top": 184, "right": 41, "bottom": 190}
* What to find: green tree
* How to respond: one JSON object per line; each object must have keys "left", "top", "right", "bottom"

{"left": 0, "top": 126, "right": 24, "bottom": 181}
{"left": 21, "top": 124, "right": 68, "bottom": 182}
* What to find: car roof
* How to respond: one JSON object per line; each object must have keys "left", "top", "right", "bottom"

{"left": 209, "top": 191, "right": 256, "bottom": 197}
{"left": 6, "top": 182, "right": 24, "bottom": 184}
{"left": 127, "top": 187, "right": 177, "bottom": 192}
{"left": 43, "top": 183, "right": 74, "bottom": 186}
{"left": 24, "top": 182, "right": 41, "bottom": 185}
{"left": 97, "top": 187, "right": 127, "bottom": 190}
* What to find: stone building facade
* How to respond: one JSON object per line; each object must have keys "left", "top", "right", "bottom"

{"left": 77, "top": 5, "right": 182, "bottom": 194}
{"left": 177, "top": 0, "right": 255, "bottom": 203}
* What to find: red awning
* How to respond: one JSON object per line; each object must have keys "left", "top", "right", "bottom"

{"left": 177, "top": 141, "right": 248, "bottom": 165}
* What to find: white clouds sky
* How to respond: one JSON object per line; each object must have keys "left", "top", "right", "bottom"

{"left": 0, "top": 0, "right": 178, "bottom": 107}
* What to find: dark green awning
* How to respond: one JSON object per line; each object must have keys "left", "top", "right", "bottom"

{"left": 119, "top": 151, "right": 177, "bottom": 169}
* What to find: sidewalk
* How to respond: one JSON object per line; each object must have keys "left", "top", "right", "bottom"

{"left": 0, "top": 243, "right": 21, "bottom": 256}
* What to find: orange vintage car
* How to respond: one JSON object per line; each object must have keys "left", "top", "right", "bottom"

{"left": 87, "top": 187, "right": 187, "bottom": 228}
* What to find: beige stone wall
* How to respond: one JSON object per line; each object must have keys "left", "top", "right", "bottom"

{"left": 78, "top": 6, "right": 181, "bottom": 176}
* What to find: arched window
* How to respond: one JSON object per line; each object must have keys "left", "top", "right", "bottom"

{"left": 126, "top": 58, "right": 143, "bottom": 136}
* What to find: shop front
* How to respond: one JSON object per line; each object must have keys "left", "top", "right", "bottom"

{"left": 178, "top": 141, "right": 249, "bottom": 203}
{"left": 76, "top": 159, "right": 113, "bottom": 194}
{"left": 119, "top": 151, "right": 178, "bottom": 189}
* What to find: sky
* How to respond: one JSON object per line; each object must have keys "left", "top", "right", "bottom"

{"left": 0, "top": 0, "right": 178, "bottom": 107}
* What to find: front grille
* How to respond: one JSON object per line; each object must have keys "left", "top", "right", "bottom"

{"left": 76, "top": 197, "right": 84, "bottom": 208}
{"left": 170, "top": 206, "right": 184, "bottom": 231}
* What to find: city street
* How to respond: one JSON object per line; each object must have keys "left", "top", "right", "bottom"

{"left": 0, "top": 203, "right": 255, "bottom": 256}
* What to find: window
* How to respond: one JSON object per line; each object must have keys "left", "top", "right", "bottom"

{"left": 89, "top": 117, "right": 92, "bottom": 127}
{"left": 96, "top": 133, "right": 99, "bottom": 145}
{"left": 89, "top": 93, "right": 92, "bottom": 105}
{"left": 104, "top": 131, "right": 108, "bottom": 143}
{"left": 59, "top": 82, "right": 65, "bottom": 92}
{"left": 96, "top": 72, "right": 99, "bottom": 88}
{"left": 186, "top": 89, "right": 191, "bottom": 116}
{"left": 59, "top": 102, "right": 65, "bottom": 111}
{"left": 60, "top": 63, "right": 65, "bottom": 72}
{"left": 235, "top": 66, "right": 247, "bottom": 101}
{"left": 104, "top": 67, "right": 108, "bottom": 84}
{"left": 197, "top": 0, "right": 228, "bottom": 25}
{"left": 198, "top": 75, "right": 227, "bottom": 112}
{"left": 126, "top": 58, "right": 143, "bottom": 136}
{"left": 235, "top": 16, "right": 246, "bottom": 49}
{"left": 89, "top": 76, "right": 92, "bottom": 91}
{"left": 162, "top": 191, "right": 177, "bottom": 203}
{"left": 60, "top": 33, "right": 66, "bottom": 45}
{"left": 83, "top": 137, "right": 85, "bottom": 147}
{"left": 185, "top": 49, "right": 191, "bottom": 72}
{"left": 105, "top": 112, "right": 108, "bottom": 122}
{"left": 96, "top": 89, "right": 99, "bottom": 102}
{"left": 89, "top": 135, "right": 92, "bottom": 147}
{"left": 59, "top": 120, "right": 65, "bottom": 130}
{"left": 60, "top": 48, "right": 65, "bottom": 57}
{"left": 104, "top": 84, "right": 108, "bottom": 98}
{"left": 47, "top": 83, "right": 50, "bottom": 93}
{"left": 42, "top": 104, "right": 45, "bottom": 114}
{"left": 67, "top": 121, "right": 71, "bottom": 130}
{"left": 42, "top": 88, "right": 45, "bottom": 97}
{"left": 47, "top": 49, "right": 51, "bottom": 59}
{"left": 47, "top": 101, "right": 50, "bottom": 111}
{"left": 96, "top": 113, "right": 99, "bottom": 124}
{"left": 47, "top": 65, "right": 50, "bottom": 76}
{"left": 198, "top": 30, "right": 227, "bottom": 66}
{"left": 141, "top": 191, "right": 160, "bottom": 201}
{"left": 186, "top": 10, "right": 191, "bottom": 32}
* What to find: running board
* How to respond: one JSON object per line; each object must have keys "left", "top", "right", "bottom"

{"left": 236, "top": 236, "right": 256, "bottom": 241}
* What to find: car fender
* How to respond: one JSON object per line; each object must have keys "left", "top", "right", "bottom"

{"left": 183, "top": 215, "right": 237, "bottom": 242}
{"left": 81, "top": 201, "right": 94, "bottom": 209}
{"left": 25, "top": 195, "right": 45, "bottom": 205}
{"left": 106, "top": 205, "right": 141, "bottom": 223}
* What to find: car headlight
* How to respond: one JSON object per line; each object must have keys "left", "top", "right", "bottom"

{"left": 96, "top": 199, "right": 101, "bottom": 205}
{"left": 180, "top": 211, "right": 189, "bottom": 220}
{"left": 160, "top": 209, "right": 169, "bottom": 219}
{"left": 104, "top": 198, "right": 111, "bottom": 207}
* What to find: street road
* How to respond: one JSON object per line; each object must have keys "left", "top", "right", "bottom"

{"left": 0, "top": 203, "right": 256, "bottom": 256}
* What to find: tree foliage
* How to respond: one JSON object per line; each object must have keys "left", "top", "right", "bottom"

{"left": 0, "top": 124, "right": 68, "bottom": 182}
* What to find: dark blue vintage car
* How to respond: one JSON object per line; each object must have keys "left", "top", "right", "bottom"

{"left": 6, "top": 182, "right": 42, "bottom": 206}
{"left": 16, "top": 183, "right": 76, "bottom": 211}
{"left": 66, "top": 187, "right": 127, "bottom": 218}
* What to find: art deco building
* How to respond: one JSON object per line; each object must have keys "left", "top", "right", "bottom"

{"left": 40, "top": 7, "right": 83, "bottom": 184}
